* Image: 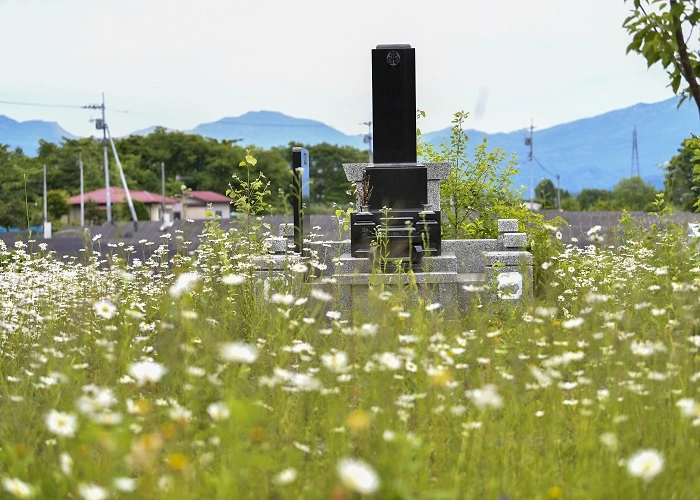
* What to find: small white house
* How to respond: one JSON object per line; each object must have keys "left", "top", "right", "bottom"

{"left": 172, "top": 191, "right": 232, "bottom": 220}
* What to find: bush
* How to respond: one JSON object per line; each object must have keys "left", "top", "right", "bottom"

{"left": 418, "top": 111, "right": 566, "bottom": 293}
{"left": 112, "top": 200, "right": 150, "bottom": 222}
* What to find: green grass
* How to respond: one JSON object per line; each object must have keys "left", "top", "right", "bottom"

{"left": 0, "top": 216, "right": 698, "bottom": 499}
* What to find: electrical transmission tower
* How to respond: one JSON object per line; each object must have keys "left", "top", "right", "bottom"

{"left": 631, "top": 125, "right": 640, "bottom": 177}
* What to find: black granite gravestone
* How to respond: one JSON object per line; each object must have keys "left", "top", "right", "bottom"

{"left": 349, "top": 44, "right": 441, "bottom": 269}
{"left": 372, "top": 45, "right": 417, "bottom": 164}
{"left": 291, "top": 147, "right": 310, "bottom": 254}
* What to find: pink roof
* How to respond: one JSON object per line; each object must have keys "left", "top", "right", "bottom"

{"left": 67, "top": 187, "right": 177, "bottom": 205}
{"left": 188, "top": 191, "right": 231, "bottom": 203}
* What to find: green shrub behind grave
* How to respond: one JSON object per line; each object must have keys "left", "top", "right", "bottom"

{"left": 418, "top": 110, "right": 566, "bottom": 294}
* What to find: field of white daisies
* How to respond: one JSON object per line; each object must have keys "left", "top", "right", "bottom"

{"left": 0, "top": 211, "right": 699, "bottom": 499}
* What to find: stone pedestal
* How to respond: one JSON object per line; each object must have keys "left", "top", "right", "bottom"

{"left": 343, "top": 162, "right": 449, "bottom": 271}
{"left": 344, "top": 163, "right": 450, "bottom": 211}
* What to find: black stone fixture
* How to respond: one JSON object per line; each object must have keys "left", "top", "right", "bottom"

{"left": 372, "top": 45, "right": 417, "bottom": 164}
{"left": 349, "top": 45, "right": 442, "bottom": 270}
{"left": 291, "top": 147, "right": 310, "bottom": 254}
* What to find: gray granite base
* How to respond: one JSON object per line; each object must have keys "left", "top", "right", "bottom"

{"left": 254, "top": 218, "right": 534, "bottom": 314}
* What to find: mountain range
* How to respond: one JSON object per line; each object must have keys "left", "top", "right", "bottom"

{"left": 0, "top": 114, "right": 76, "bottom": 154}
{"left": 1, "top": 98, "right": 698, "bottom": 193}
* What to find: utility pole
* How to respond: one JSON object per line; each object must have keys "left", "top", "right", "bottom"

{"left": 79, "top": 153, "right": 85, "bottom": 226}
{"left": 82, "top": 93, "right": 111, "bottom": 223}
{"left": 556, "top": 173, "right": 561, "bottom": 211}
{"left": 361, "top": 121, "right": 373, "bottom": 163}
{"left": 42, "top": 163, "right": 52, "bottom": 238}
{"left": 161, "top": 162, "right": 166, "bottom": 221}
{"left": 43, "top": 164, "right": 47, "bottom": 224}
{"left": 106, "top": 125, "right": 139, "bottom": 231}
{"left": 524, "top": 120, "right": 534, "bottom": 209}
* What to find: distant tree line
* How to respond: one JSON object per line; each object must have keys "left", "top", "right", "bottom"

{"left": 535, "top": 176, "right": 661, "bottom": 212}
{"left": 0, "top": 129, "right": 368, "bottom": 229}
{"left": 2, "top": 127, "right": 699, "bottom": 230}
{"left": 530, "top": 134, "right": 700, "bottom": 212}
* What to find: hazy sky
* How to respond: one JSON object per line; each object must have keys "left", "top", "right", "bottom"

{"left": 0, "top": 0, "right": 676, "bottom": 138}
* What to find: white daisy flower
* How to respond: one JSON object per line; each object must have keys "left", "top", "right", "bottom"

{"left": 626, "top": 449, "right": 664, "bottom": 481}
{"left": 78, "top": 483, "right": 109, "bottom": 500}
{"left": 45, "top": 410, "right": 78, "bottom": 437}
{"left": 221, "top": 274, "right": 246, "bottom": 285}
{"left": 207, "top": 401, "right": 230, "bottom": 422}
{"left": 127, "top": 361, "right": 167, "bottom": 387}
{"left": 93, "top": 300, "right": 116, "bottom": 319}
{"left": 273, "top": 468, "right": 298, "bottom": 485}
{"left": 465, "top": 384, "right": 503, "bottom": 409}
{"left": 219, "top": 342, "right": 258, "bottom": 363}
{"left": 113, "top": 477, "right": 137, "bottom": 493}
{"left": 169, "top": 272, "right": 200, "bottom": 298}
{"left": 337, "top": 458, "right": 380, "bottom": 495}
{"left": 2, "top": 477, "right": 35, "bottom": 498}
{"left": 310, "top": 288, "right": 333, "bottom": 302}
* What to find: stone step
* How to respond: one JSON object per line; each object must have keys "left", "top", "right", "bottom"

{"left": 335, "top": 252, "right": 458, "bottom": 274}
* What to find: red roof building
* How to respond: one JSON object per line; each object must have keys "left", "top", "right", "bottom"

{"left": 64, "top": 187, "right": 177, "bottom": 224}
{"left": 67, "top": 187, "right": 177, "bottom": 205}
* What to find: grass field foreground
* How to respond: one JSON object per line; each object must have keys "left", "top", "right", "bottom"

{"left": 0, "top": 214, "right": 698, "bottom": 499}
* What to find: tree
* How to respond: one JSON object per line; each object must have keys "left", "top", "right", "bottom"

{"left": 420, "top": 111, "right": 526, "bottom": 239}
{"left": 0, "top": 145, "right": 41, "bottom": 229}
{"left": 664, "top": 137, "right": 699, "bottom": 210}
{"left": 623, "top": 0, "right": 700, "bottom": 115}
{"left": 612, "top": 176, "right": 660, "bottom": 210}
{"left": 535, "top": 178, "right": 557, "bottom": 208}
{"left": 84, "top": 199, "right": 106, "bottom": 225}
{"left": 577, "top": 188, "right": 613, "bottom": 210}
{"left": 37, "top": 138, "right": 106, "bottom": 194}
{"left": 46, "top": 190, "right": 70, "bottom": 221}
{"left": 112, "top": 200, "right": 150, "bottom": 222}
{"left": 560, "top": 196, "right": 581, "bottom": 211}
{"left": 273, "top": 143, "right": 366, "bottom": 209}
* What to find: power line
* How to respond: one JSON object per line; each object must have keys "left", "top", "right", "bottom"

{"left": 0, "top": 99, "right": 83, "bottom": 109}
{"left": 532, "top": 156, "right": 561, "bottom": 210}
{"left": 533, "top": 156, "right": 556, "bottom": 177}
{"left": 0, "top": 98, "right": 157, "bottom": 117}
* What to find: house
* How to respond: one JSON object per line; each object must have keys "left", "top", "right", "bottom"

{"left": 172, "top": 191, "right": 232, "bottom": 220}
{"left": 65, "top": 187, "right": 177, "bottom": 224}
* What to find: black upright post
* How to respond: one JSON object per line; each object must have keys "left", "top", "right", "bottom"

{"left": 372, "top": 44, "right": 417, "bottom": 164}
{"left": 291, "top": 147, "right": 310, "bottom": 254}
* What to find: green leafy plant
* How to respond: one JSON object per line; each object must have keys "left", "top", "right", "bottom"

{"left": 623, "top": 0, "right": 700, "bottom": 115}
{"left": 227, "top": 151, "right": 271, "bottom": 217}
{"left": 226, "top": 151, "right": 272, "bottom": 253}
{"left": 418, "top": 110, "right": 566, "bottom": 294}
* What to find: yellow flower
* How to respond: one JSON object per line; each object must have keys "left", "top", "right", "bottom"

{"left": 347, "top": 410, "right": 371, "bottom": 433}
{"left": 547, "top": 486, "right": 563, "bottom": 499}
{"left": 249, "top": 426, "right": 266, "bottom": 443}
{"left": 167, "top": 453, "right": 188, "bottom": 471}
{"left": 430, "top": 370, "right": 452, "bottom": 387}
